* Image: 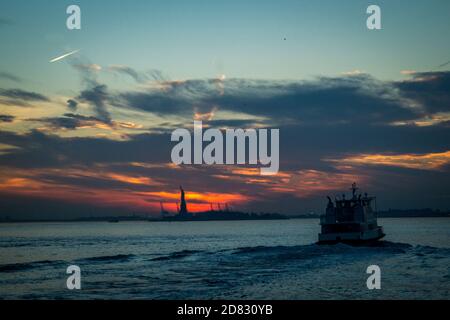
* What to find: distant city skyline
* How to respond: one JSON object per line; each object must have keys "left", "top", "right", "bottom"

{"left": 1, "top": 0, "right": 450, "bottom": 219}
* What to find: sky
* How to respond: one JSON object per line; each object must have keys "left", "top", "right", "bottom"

{"left": 1, "top": 0, "right": 450, "bottom": 219}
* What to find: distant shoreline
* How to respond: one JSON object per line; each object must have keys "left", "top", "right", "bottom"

{"left": 0, "top": 212, "right": 448, "bottom": 224}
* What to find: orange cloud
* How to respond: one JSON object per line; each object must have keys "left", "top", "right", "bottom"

{"left": 194, "top": 106, "right": 217, "bottom": 121}
{"left": 227, "top": 168, "right": 290, "bottom": 179}
{"left": 391, "top": 112, "right": 450, "bottom": 127}
{"left": 0, "top": 165, "right": 168, "bottom": 211}
{"left": 400, "top": 70, "right": 417, "bottom": 75}
{"left": 214, "top": 168, "right": 291, "bottom": 188}
{"left": 0, "top": 174, "right": 160, "bottom": 212}
{"left": 0, "top": 177, "right": 42, "bottom": 189}
{"left": 329, "top": 151, "right": 450, "bottom": 170}
{"left": 0, "top": 165, "right": 254, "bottom": 214}
{"left": 211, "top": 166, "right": 361, "bottom": 199}
{"left": 270, "top": 169, "right": 365, "bottom": 198}
{"left": 106, "top": 173, "right": 158, "bottom": 186}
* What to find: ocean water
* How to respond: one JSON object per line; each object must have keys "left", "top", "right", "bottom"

{"left": 0, "top": 218, "right": 449, "bottom": 300}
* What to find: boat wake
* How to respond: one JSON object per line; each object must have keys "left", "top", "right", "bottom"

{"left": 1, "top": 241, "right": 449, "bottom": 299}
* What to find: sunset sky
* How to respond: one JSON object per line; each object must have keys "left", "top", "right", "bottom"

{"left": 1, "top": 0, "right": 450, "bottom": 219}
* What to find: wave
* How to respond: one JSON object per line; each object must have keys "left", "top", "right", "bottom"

{"left": 228, "top": 241, "right": 418, "bottom": 263}
{"left": 147, "top": 241, "right": 430, "bottom": 265}
{"left": 78, "top": 254, "right": 135, "bottom": 263}
{"left": 0, "top": 254, "right": 135, "bottom": 273}
{"left": 235, "top": 241, "right": 412, "bottom": 253}
{"left": 0, "top": 260, "right": 63, "bottom": 273}
{"left": 151, "top": 250, "right": 202, "bottom": 261}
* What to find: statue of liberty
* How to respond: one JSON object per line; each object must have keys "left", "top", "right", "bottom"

{"left": 179, "top": 186, "right": 188, "bottom": 215}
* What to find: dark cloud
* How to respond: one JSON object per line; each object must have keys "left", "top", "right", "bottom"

{"left": 396, "top": 71, "right": 450, "bottom": 114}
{"left": 88, "top": 59, "right": 428, "bottom": 128}
{"left": 70, "top": 57, "right": 100, "bottom": 88}
{"left": 0, "top": 72, "right": 21, "bottom": 83}
{"left": 109, "top": 65, "right": 146, "bottom": 83}
{"left": 120, "top": 90, "right": 190, "bottom": 116}
{"left": 0, "top": 129, "right": 172, "bottom": 169}
{"left": 2, "top": 71, "right": 450, "bottom": 217}
{"left": 11, "top": 72, "right": 443, "bottom": 172}
{"left": 119, "top": 78, "right": 236, "bottom": 116}
{"left": 0, "top": 88, "right": 49, "bottom": 102}
{"left": 118, "top": 75, "right": 424, "bottom": 125}
{"left": 0, "top": 114, "right": 15, "bottom": 123}
{"left": 66, "top": 99, "right": 78, "bottom": 111}
{"left": 109, "top": 65, "right": 167, "bottom": 83}
{"left": 69, "top": 57, "right": 112, "bottom": 123}
{"left": 29, "top": 113, "right": 104, "bottom": 130}
{"left": 43, "top": 117, "right": 81, "bottom": 130}
{"left": 77, "top": 85, "right": 112, "bottom": 123}
{"left": 148, "top": 69, "right": 167, "bottom": 82}
{"left": 213, "top": 78, "right": 419, "bottom": 124}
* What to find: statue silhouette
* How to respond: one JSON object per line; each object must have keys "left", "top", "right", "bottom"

{"left": 179, "top": 186, "right": 188, "bottom": 215}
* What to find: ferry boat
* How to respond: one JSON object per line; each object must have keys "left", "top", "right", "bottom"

{"left": 318, "top": 183, "right": 385, "bottom": 245}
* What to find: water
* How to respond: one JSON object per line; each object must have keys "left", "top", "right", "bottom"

{"left": 0, "top": 218, "right": 449, "bottom": 299}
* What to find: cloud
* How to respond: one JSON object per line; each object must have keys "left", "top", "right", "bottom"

{"left": 0, "top": 88, "right": 49, "bottom": 102}
{"left": 327, "top": 151, "right": 450, "bottom": 171}
{"left": 109, "top": 65, "right": 147, "bottom": 83}
{"left": 73, "top": 63, "right": 102, "bottom": 72}
{"left": 396, "top": 71, "right": 450, "bottom": 114}
{"left": 0, "top": 129, "right": 172, "bottom": 169}
{"left": 30, "top": 113, "right": 142, "bottom": 132}
{"left": 400, "top": 70, "right": 417, "bottom": 75}
{"left": 77, "top": 85, "right": 112, "bottom": 123}
{"left": 102, "top": 71, "right": 450, "bottom": 133}
{"left": 342, "top": 70, "right": 364, "bottom": 76}
{"left": 2, "top": 70, "right": 450, "bottom": 216}
{"left": 274, "top": 169, "right": 365, "bottom": 198}
{"left": 68, "top": 56, "right": 113, "bottom": 123}
{"left": 109, "top": 65, "right": 167, "bottom": 83}
{"left": 0, "top": 72, "right": 21, "bottom": 83}
{"left": 116, "top": 75, "right": 424, "bottom": 126}
{"left": 30, "top": 113, "right": 104, "bottom": 130}
{"left": 1, "top": 122, "right": 450, "bottom": 216}
{"left": 66, "top": 99, "right": 78, "bottom": 110}
{"left": 0, "top": 114, "right": 15, "bottom": 123}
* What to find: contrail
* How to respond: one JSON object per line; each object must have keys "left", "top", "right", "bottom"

{"left": 49, "top": 49, "right": 80, "bottom": 63}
